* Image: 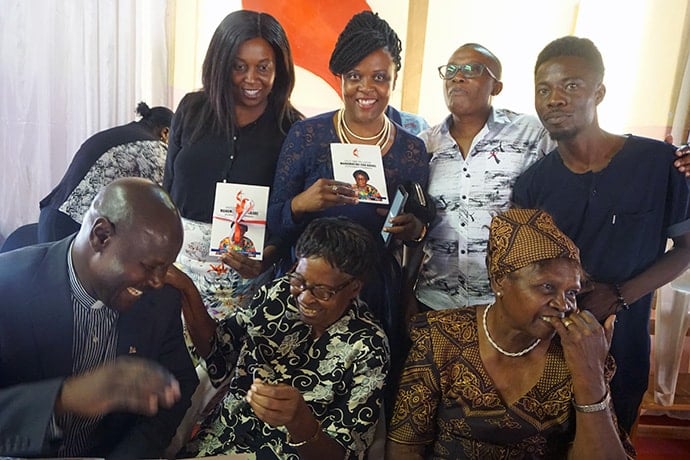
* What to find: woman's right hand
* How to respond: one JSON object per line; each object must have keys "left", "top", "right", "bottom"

{"left": 290, "top": 178, "right": 357, "bottom": 220}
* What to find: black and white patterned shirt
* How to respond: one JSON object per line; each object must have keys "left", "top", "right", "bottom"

{"left": 415, "top": 109, "right": 555, "bottom": 309}
{"left": 59, "top": 140, "right": 166, "bottom": 223}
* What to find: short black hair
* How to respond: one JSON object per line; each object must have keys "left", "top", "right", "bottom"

{"left": 136, "top": 101, "right": 173, "bottom": 129}
{"left": 329, "top": 11, "right": 402, "bottom": 75}
{"left": 295, "top": 217, "right": 375, "bottom": 280}
{"left": 535, "top": 36, "right": 605, "bottom": 80}
{"left": 352, "top": 169, "right": 369, "bottom": 180}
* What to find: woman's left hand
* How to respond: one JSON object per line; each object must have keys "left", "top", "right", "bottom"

{"left": 381, "top": 211, "right": 425, "bottom": 242}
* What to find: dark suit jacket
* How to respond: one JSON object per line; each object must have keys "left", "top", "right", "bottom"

{"left": 0, "top": 236, "right": 199, "bottom": 458}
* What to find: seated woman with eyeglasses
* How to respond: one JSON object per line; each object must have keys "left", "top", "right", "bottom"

{"left": 168, "top": 216, "right": 389, "bottom": 459}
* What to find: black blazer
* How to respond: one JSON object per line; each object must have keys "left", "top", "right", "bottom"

{"left": 0, "top": 236, "right": 199, "bottom": 458}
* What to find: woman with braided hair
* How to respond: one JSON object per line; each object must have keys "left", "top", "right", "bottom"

{"left": 268, "top": 12, "right": 430, "bottom": 423}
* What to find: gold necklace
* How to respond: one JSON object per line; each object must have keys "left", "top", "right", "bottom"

{"left": 336, "top": 108, "right": 391, "bottom": 149}
{"left": 339, "top": 108, "right": 387, "bottom": 141}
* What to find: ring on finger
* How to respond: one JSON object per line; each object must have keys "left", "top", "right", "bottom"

{"left": 331, "top": 185, "right": 338, "bottom": 194}
{"left": 562, "top": 318, "right": 574, "bottom": 328}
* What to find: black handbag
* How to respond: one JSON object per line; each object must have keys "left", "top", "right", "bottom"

{"left": 401, "top": 181, "right": 436, "bottom": 225}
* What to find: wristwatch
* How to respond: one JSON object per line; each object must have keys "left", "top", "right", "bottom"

{"left": 573, "top": 390, "right": 610, "bottom": 413}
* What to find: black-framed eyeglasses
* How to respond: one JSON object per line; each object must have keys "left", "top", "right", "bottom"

{"left": 287, "top": 272, "right": 356, "bottom": 301}
{"left": 437, "top": 63, "right": 498, "bottom": 81}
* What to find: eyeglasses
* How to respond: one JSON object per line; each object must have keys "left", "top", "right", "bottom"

{"left": 287, "top": 272, "right": 356, "bottom": 301}
{"left": 437, "top": 63, "right": 498, "bottom": 81}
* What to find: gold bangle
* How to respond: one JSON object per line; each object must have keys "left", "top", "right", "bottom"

{"left": 573, "top": 390, "right": 610, "bottom": 413}
{"left": 286, "top": 420, "right": 321, "bottom": 447}
{"left": 411, "top": 223, "right": 428, "bottom": 243}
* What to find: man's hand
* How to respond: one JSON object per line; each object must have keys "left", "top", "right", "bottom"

{"left": 55, "top": 356, "right": 180, "bottom": 417}
{"left": 576, "top": 281, "right": 620, "bottom": 322}
{"left": 667, "top": 133, "right": 690, "bottom": 176}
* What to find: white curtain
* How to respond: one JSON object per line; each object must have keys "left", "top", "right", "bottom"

{"left": 0, "top": 0, "right": 169, "bottom": 240}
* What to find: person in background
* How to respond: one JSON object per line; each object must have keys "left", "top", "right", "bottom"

{"left": 412, "top": 43, "right": 554, "bottom": 312}
{"left": 387, "top": 208, "right": 635, "bottom": 459}
{"left": 266, "top": 10, "right": 430, "bottom": 420}
{"left": 38, "top": 101, "right": 172, "bottom": 243}
{"left": 168, "top": 217, "right": 389, "bottom": 459}
{"left": 0, "top": 177, "right": 198, "bottom": 458}
{"left": 512, "top": 35, "right": 690, "bottom": 434}
{"left": 386, "top": 105, "right": 430, "bottom": 136}
{"left": 164, "top": 10, "right": 303, "bottom": 316}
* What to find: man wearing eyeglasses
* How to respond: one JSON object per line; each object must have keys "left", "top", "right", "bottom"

{"left": 412, "top": 43, "right": 556, "bottom": 312}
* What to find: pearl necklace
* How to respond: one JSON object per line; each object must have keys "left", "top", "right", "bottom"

{"left": 336, "top": 108, "right": 391, "bottom": 148}
{"left": 482, "top": 303, "right": 541, "bottom": 357}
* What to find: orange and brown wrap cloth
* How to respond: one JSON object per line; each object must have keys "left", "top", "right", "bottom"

{"left": 487, "top": 208, "right": 580, "bottom": 281}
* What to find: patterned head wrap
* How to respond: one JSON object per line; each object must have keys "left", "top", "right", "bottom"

{"left": 487, "top": 208, "right": 580, "bottom": 282}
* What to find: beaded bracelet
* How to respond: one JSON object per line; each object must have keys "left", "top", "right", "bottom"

{"left": 613, "top": 283, "right": 629, "bottom": 311}
{"left": 286, "top": 420, "right": 321, "bottom": 447}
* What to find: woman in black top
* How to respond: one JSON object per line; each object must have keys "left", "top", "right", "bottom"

{"left": 163, "top": 10, "right": 302, "bottom": 314}
{"left": 39, "top": 101, "right": 172, "bottom": 243}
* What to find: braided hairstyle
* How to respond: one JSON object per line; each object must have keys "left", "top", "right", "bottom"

{"left": 329, "top": 11, "right": 402, "bottom": 76}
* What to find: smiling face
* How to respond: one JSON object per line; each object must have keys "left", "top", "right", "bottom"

{"left": 88, "top": 218, "right": 182, "bottom": 312}
{"left": 534, "top": 55, "right": 605, "bottom": 141}
{"left": 354, "top": 174, "right": 368, "bottom": 187}
{"left": 290, "top": 256, "right": 362, "bottom": 338}
{"left": 340, "top": 47, "right": 396, "bottom": 129}
{"left": 231, "top": 37, "right": 276, "bottom": 119}
{"left": 443, "top": 46, "right": 501, "bottom": 119}
{"left": 494, "top": 258, "right": 581, "bottom": 342}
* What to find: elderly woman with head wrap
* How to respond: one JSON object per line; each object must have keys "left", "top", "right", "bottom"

{"left": 386, "top": 209, "right": 636, "bottom": 459}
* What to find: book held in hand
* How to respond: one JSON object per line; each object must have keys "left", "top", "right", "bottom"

{"left": 330, "top": 143, "right": 389, "bottom": 204}
{"left": 209, "top": 183, "right": 269, "bottom": 260}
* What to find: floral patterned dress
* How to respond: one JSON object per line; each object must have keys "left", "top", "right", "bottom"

{"left": 185, "top": 276, "right": 390, "bottom": 459}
